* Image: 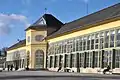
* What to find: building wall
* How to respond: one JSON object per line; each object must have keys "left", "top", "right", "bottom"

{"left": 7, "top": 46, "right": 26, "bottom": 61}
{"left": 6, "top": 46, "right": 26, "bottom": 69}
{"left": 47, "top": 19, "right": 120, "bottom": 73}
{"left": 26, "top": 29, "right": 47, "bottom": 69}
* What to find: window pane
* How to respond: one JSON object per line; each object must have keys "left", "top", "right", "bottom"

{"left": 79, "top": 53, "right": 84, "bottom": 67}
{"left": 94, "top": 51, "right": 98, "bottom": 67}
{"left": 105, "top": 31, "right": 109, "bottom": 48}
{"left": 71, "top": 54, "right": 75, "bottom": 67}
{"left": 86, "top": 52, "right": 89, "bottom": 67}
{"left": 115, "top": 50, "right": 120, "bottom": 68}
{"left": 91, "top": 34, "right": 94, "bottom": 49}
{"left": 110, "top": 30, "right": 115, "bottom": 47}
{"left": 87, "top": 36, "right": 90, "bottom": 50}
{"left": 116, "top": 29, "right": 120, "bottom": 47}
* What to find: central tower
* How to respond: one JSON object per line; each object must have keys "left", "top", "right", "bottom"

{"left": 25, "top": 14, "right": 63, "bottom": 69}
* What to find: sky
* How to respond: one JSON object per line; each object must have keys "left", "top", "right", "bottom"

{"left": 0, "top": 0, "right": 120, "bottom": 49}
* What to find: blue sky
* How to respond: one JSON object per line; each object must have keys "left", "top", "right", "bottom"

{"left": 0, "top": 0, "right": 120, "bottom": 49}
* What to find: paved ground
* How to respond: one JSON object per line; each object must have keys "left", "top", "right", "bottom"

{"left": 0, "top": 71, "right": 120, "bottom": 80}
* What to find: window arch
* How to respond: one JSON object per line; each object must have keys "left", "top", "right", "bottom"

{"left": 35, "top": 50, "right": 44, "bottom": 68}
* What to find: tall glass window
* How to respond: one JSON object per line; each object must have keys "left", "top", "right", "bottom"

{"left": 53, "top": 44, "right": 55, "bottom": 54}
{"left": 116, "top": 29, "right": 120, "bottom": 47}
{"left": 52, "top": 56, "right": 54, "bottom": 67}
{"left": 67, "top": 40, "right": 73, "bottom": 53}
{"left": 103, "top": 51, "right": 112, "bottom": 68}
{"left": 59, "top": 43, "right": 62, "bottom": 53}
{"left": 91, "top": 34, "right": 95, "bottom": 50}
{"left": 86, "top": 52, "right": 89, "bottom": 67}
{"left": 51, "top": 44, "right": 54, "bottom": 54}
{"left": 105, "top": 31, "right": 109, "bottom": 48}
{"left": 87, "top": 36, "right": 90, "bottom": 50}
{"left": 57, "top": 44, "right": 59, "bottom": 54}
{"left": 59, "top": 55, "right": 63, "bottom": 67}
{"left": 79, "top": 38, "right": 82, "bottom": 51}
{"left": 95, "top": 33, "right": 99, "bottom": 49}
{"left": 110, "top": 30, "right": 115, "bottom": 47}
{"left": 103, "top": 51, "right": 108, "bottom": 68}
{"left": 94, "top": 51, "right": 98, "bottom": 67}
{"left": 115, "top": 50, "right": 120, "bottom": 68}
{"left": 89, "top": 52, "right": 93, "bottom": 67}
{"left": 76, "top": 38, "right": 79, "bottom": 51}
{"left": 73, "top": 39, "right": 76, "bottom": 52}
{"left": 65, "top": 55, "right": 69, "bottom": 67}
{"left": 50, "top": 56, "right": 52, "bottom": 68}
{"left": 58, "top": 44, "right": 60, "bottom": 54}
{"left": 71, "top": 54, "right": 75, "bottom": 67}
{"left": 61, "top": 43, "right": 64, "bottom": 53}
{"left": 35, "top": 50, "right": 44, "bottom": 68}
{"left": 83, "top": 37, "right": 87, "bottom": 50}
{"left": 100, "top": 32, "right": 104, "bottom": 49}
{"left": 48, "top": 46, "right": 52, "bottom": 55}
{"left": 79, "top": 53, "right": 84, "bottom": 67}
{"left": 63, "top": 41, "right": 67, "bottom": 53}
{"left": 99, "top": 51, "right": 102, "bottom": 67}
{"left": 55, "top": 56, "right": 58, "bottom": 67}
{"left": 54, "top": 44, "right": 57, "bottom": 54}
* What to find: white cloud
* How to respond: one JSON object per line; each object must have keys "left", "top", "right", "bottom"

{"left": 0, "top": 13, "right": 30, "bottom": 35}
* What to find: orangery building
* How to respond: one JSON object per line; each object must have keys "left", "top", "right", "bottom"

{"left": 6, "top": 3, "right": 120, "bottom": 73}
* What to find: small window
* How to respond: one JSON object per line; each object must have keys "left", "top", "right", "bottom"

{"left": 27, "top": 36, "right": 30, "bottom": 42}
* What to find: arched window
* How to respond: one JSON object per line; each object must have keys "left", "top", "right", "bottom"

{"left": 35, "top": 50, "right": 44, "bottom": 68}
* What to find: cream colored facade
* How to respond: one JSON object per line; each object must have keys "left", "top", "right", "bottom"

{"left": 26, "top": 29, "right": 47, "bottom": 69}
{"left": 47, "top": 18, "right": 120, "bottom": 73}
{"left": 6, "top": 3, "right": 120, "bottom": 73}
{"left": 6, "top": 46, "right": 26, "bottom": 70}
{"left": 6, "top": 29, "right": 47, "bottom": 70}
{"left": 6, "top": 13, "right": 63, "bottom": 70}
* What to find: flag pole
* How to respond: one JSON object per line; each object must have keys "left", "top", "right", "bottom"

{"left": 44, "top": 8, "right": 47, "bottom": 14}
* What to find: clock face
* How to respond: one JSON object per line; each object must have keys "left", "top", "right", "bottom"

{"left": 35, "top": 35, "right": 44, "bottom": 41}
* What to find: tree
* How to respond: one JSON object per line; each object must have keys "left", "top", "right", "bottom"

{"left": 1, "top": 47, "right": 7, "bottom": 56}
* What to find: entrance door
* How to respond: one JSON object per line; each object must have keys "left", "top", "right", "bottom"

{"left": 103, "top": 50, "right": 112, "bottom": 68}
{"left": 35, "top": 50, "right": 44, "bottom": 68}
